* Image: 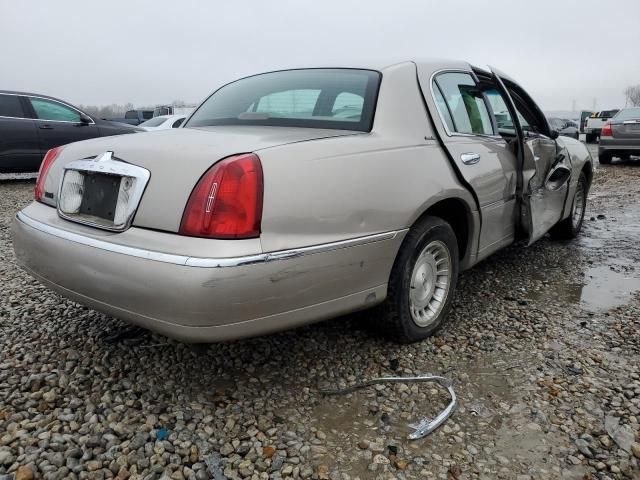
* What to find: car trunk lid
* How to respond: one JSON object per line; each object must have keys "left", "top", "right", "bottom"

{"left": 611, "top": 118, "right": 640, "bottom": 140}
{"left": 44, "top": 126, "right": 359, "bottom": 233}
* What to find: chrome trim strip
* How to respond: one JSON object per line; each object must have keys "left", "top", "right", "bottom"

{"left": 16, "top": 211, "right": 403, "bottom": 268}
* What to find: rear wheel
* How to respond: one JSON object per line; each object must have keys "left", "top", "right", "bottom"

{"left": 550, "top": 171, "right": 588, "bottom": 240}
{"left": 375, "top": 216, "right": 459, "bottom": 343}
{"left": 585, "top": 134, "right": 594, "bottom": 143}
{"left": 599, "top": 152, "right": 612, "bottom": 165}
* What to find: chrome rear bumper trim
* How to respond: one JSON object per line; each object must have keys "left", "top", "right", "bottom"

{"left": 16, "top": 211, "right": 403, "bottom": 268}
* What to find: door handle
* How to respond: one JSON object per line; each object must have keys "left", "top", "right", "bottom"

{"left": 39, "top": 124, "right": 53, "bottom": 130}
{"left": 460, "top": 153, "right": 480, "bottom": 165}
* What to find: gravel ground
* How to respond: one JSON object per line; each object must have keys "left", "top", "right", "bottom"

{"left": 1, "top": 144, "right": 639, "bottom": 480}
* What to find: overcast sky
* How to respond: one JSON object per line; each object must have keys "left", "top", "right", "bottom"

{"left": 2, "top": 0, "right": 639, "bottom": 113}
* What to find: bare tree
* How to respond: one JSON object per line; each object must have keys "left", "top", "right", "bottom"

{"left": 624, "top": 85, "right": 640, "bottom": 107}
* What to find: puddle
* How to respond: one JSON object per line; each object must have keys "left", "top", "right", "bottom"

{"left": 526, "top": 264, "right": 640, "bottom": 312}
{"left": 580, "top": 265, "right": 640, "bottom": 311}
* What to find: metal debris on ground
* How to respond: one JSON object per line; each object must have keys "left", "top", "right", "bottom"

{"left": 204, "top": 452, "right": 227, "bottom": 480}
{"left": 321, "top": 375, "right": 457, "bottom": 440}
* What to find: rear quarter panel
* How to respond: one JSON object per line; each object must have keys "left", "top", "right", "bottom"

{"left": 258, "top": 62, "right": 476, "bottom": 253}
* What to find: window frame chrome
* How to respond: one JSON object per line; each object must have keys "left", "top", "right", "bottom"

{"left": 0, "top": 92, "right": 95, "bottom": 124}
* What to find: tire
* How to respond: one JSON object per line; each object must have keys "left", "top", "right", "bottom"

{"left": 375, "top": 216, "right": 459, "bottom": 343}
{"left": 599, "top": 152, "right": 612, "bottom": 165}
{"left": 550, "top": 171, "right": 588, "bottom": 240}
{"left": 585, "top": 134, "right": 594, "bottom": 143}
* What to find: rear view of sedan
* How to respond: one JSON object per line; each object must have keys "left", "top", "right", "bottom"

{"left": 599, "top": 107, "right": 640, "bottom": 164}
{"left": 12, "top": 61, "right": 592, "bottom": 344}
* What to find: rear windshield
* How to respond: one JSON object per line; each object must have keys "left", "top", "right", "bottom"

{"left": 598, "top": 110, "right": 618, "bottom": 118}
{"left": 185, "top": 69, "right": 381, "bottom": 132}
{"left": 614, "top": 108, "right": 640, "bottom": 121}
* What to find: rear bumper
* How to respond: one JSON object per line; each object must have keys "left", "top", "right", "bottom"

{"left": 12, "top": 208, "right": 403, "bottom": 342}
{"left": 598, "top": 138, "right": 640, "bottom": 156}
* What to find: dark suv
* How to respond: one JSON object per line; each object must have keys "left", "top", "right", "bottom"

{"left": 0, "top": 91, "right": 140, "bottom": 173}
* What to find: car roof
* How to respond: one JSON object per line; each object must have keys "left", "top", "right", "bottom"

{"left": 0, "top": 90, "right": 64, "bottom": 101}
{"left": 248, "top": 58, "right": 473, "bottom": 73}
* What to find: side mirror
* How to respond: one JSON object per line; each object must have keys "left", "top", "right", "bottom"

{"left": 79, "top": 114, "right": 92, "bottom": 124}
{"left": 549, "top": 129, "right": 560, "bottom": 140}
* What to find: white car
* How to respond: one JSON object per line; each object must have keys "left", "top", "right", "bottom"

{"left": 138, "top": 114, "right": 186, "bottom": 131}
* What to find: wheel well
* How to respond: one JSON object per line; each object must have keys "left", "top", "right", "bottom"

{"left": 417, "top": 198, "right": 470, "bottom": 260}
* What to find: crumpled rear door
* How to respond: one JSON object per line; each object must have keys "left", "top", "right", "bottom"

{"left": 489, "top": 67, "right": 573, "bottom": 245}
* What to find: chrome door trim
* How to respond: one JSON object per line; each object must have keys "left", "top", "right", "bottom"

{"left": 16, "top": 211, "right": 404, "bottom": 269}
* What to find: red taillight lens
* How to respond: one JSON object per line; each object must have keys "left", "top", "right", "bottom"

{"left": 601, "top": 120, "right": 613, "bottom": 137}
{"left": 35, "top": 145, "right": 65, "bottom": 202}
{"left": 179, "top": 153, "right": 263, "bottom": 239}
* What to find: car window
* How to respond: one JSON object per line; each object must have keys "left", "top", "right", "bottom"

{"left": 172, "top": 118, "right": 185, "bottom": 128}
{"left": 484, "top": 89, "right": 515, "bottom": 134}
{"left": 331, "top": 92, "right": 364, "bottom": 119}
{"left": 0, "top": 94, "right": 25, "bottom": 118}
{"left": 433, "top": 85, "right": 455, "bottom": 132}
{"left": 254, "top": 89, "right": 321, "bottom": 117}
{"left": 142, "top": 111, "right": 153, "bottom": 119}
{"left": 614, "top": 108, "right": 640, "bottom": 121}
{"left": 599, "top": 110, "right": 618, "bottom": 119}
{"left": 433, "top": 73, "right": 494, "bottom": 135}
{"left": 125, "top": 111, "right": 138, "bottom": 119}
{"left": 29, "top": 98, "right": 81, "bottom": 122}
{"left": 186, "top": 69, "right": 380, "bottom": 132}
{"left": 548, "top": 118, "right": 562, "bottom": 129}
{"left": 139, "top": 117, "right": 167, "bottom": 127}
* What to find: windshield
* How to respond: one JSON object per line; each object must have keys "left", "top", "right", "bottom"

{"left": 614, "top": 108, "right": 640, "bottom": 121}
{"left": 139, "top": 117, "right": 168, "bottom": 127}
{"left": 185, "top": 69, "right": 380, "bottom": 132}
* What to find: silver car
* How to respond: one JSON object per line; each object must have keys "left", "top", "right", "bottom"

{"left": 598, "top": 107, "right": 640, "bottom": 164}
{"left": 12, "top": 59, "right": 593, "bottom": 343}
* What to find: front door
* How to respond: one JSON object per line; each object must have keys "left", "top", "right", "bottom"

{"left": 491, "top": 68, "right": 572, "bottom": 245}
{"left": 26, "top": 96, "right": 98, "bottom": 154}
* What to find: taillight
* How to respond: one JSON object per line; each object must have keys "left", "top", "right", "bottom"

{"left": 179, "top": 153, "right": 263, "bottom": 239}
{"left": 35, "top": 145, "right": 65, "bottom": 202}
{"left": 601, "top": 120, "right": 613, "bottom": 137}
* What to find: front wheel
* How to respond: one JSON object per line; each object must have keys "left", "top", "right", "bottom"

{"left": 550, "top": 171, "right": 588, "bottom": 240}
{"left": 375, "top": 216, "right": 459, "bottom": 343}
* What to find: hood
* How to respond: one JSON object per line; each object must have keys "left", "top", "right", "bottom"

{"left": 43, "top": 126, "right": 357, "bottom": 232}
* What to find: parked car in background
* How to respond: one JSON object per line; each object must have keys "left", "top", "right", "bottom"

{"left": 105, "top": 109, "right": 154, "bottom": 126}
{"left": 12, "top": 60, "right": 592, "bottom": 344}
{"left": 0, "top": 91, "right": 140, "bottom": 173}
{"left": 585, "top": 109, "right": 619, "bottom": 142}
{"left": 598, "top": 107, "right": 640, "bottom": 164}
{"left": 152, "top": 105, "right": 196, "bottom": 117}
{"left": 548, "top": 117, "right": 579, "bottom": 139}
{"left": 138, "top": 115, "right": 187, "bottom": 131}
{"left": 579, "top": 110, "right": 593, "bottom": 134}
